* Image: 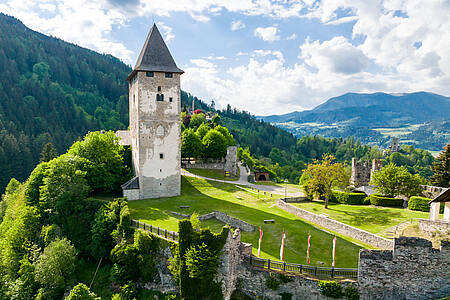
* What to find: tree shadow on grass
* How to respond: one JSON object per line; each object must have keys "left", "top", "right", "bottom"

{"left": 128, "top": 176, "right": 362, "bottom": 267}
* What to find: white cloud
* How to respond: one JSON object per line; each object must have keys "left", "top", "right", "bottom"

{"left": 157, "top": 22, "right": 175, "bottom": 43}
{"left": 286, "top": 33, "right": 297, "bottom": 40}
{"left": 300, "top": 36, "right": 369, "bottom": 75}
{"left": 230, "top": 20, "right": 245, "bottom": 31}
{"left": 0, "top": 0, "right": 134, "bottom": 63}
{"left": 254, "top": 26, "right": 280, "bottom": 42}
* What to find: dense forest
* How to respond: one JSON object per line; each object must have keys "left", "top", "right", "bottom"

{"left": 0, "top": 13, "right": 439, "bottom": 193}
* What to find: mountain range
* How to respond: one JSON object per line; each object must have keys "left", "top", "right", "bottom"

{"left": 261, "top": 92, "right": 450, "bottom": 151}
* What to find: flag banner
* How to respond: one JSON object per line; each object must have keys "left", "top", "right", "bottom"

{"left": 307, "top": 233, "right": 311, "bottom": 264}
{"left": 280, "top": 231, "right": 286, "bottom": 261}
{"left": 258, "top": 227, "right": 263, "bottom": 257}
{"left": 332, "top": 236, "right": 337, "bottom": 268}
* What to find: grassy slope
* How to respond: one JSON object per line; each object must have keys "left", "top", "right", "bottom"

{"left": 183, "top": 168, "right": 240, "bottom": 181}
{"left": 128, "top": 176, "right": 361, "bottom": 268}
{"left": 291, "top": 201, "right": 431, "bottom": 237}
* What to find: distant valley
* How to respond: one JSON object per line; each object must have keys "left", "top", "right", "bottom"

{"left": 260, "top": 92, "right": 450, "bottom": 152}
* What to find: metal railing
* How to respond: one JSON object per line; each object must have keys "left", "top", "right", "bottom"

{"left": 245, "top": 255, "right": 358, "bottom": 280}
{"left": 131, "top": 219, "right": 179, "bottom": 242}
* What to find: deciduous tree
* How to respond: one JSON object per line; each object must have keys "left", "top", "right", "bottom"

{"left": 304, "top": 155, "right": 348, "bottom": 209}
{"left": 370, "top": 163, "right": 423, "bottom": 198}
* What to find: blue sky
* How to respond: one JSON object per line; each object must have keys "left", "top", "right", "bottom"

{"left": 1, "top": 0, "right": 449, "bottom": 115}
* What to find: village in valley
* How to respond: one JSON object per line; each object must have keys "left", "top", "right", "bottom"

{"left": 0, "top": 2, "right": 449, "bottom": 300}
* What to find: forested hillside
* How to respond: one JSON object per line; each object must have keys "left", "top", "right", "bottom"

{"left": 0, "top": 13, "right": 130, "bottom": 191}
{"left": 0, "top": 13, "right": 301, "bottom": 192}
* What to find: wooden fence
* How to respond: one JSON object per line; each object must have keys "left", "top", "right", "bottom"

{"left": 130, "top": 219, "right": 179, "bottom": 242}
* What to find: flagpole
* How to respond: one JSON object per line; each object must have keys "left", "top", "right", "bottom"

{"left": 332, "top": 235, "right": 336, "bottom": 268}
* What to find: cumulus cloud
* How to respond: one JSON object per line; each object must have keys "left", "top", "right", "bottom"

{"left": 230, "top": 20, "right": 245, "bottom": 31}
{"left": 286, "top": 33, "right": 297, "bottom": 40}
{"left": 300, "top": 36, "right": 369, "bottom": 75}
{"left": 254, "top": 26, "right": 280, "bottom": 42}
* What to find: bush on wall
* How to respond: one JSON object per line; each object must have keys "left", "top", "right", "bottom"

{"left": 369, "top": 194, "right": 404, "bottom": 207}
{"left": 318, "top": 281, "right": 343, "bottom": 298}
{"left": 170, "top": 220, "right": 229, "bottom": 299}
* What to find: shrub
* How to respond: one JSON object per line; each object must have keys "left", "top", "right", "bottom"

{"left": 408, "top": 196, "right": 431, "bottom": 212}
{"left": 362, "top": 197, "right": 371, "bottom": 205}
{"left": 280, "top": 292, "right": 293, "bottom": 300}
{"left": 344, "top": 284, "right": 359, "bottom": 300}
{"left": 318, "top": 281, "right": 343, "bottom": 298}
{"left": 369, "top": 194, "right": 404, "bottom": 207}
{"left": 265, "top": 273, "right": 281, "bottom": 290}
{"left": 331, "top": 191, "right": 366, "bottom": 205}
{"left": 66, "top": 283, "right": 100, "bottom": 300}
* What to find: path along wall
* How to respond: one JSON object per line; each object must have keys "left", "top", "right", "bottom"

{"left": 358, "top": 237, "right": 450, "bottom": 300}
{"left": 276, "top": 200, "right": 393, "bottom": 249}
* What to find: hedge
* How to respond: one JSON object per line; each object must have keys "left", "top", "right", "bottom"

{"left": 408, "top": 196, "right": 445, "bottom": 213}
{"left": 369, "top": 194, "right": 404, "bottom": 207}
{"left": 331, "top": 191, "right": 366, "bottom": 205}
{"left": 408, "top": 196, "right": 431, "bottom": 212}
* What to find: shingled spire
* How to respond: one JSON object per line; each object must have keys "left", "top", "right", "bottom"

{"left": 127, "top": 24, "right": 183, "bottom": 80}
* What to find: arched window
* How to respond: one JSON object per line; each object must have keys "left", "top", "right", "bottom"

{"left": 161, "top": 94, "right": 164, "bottom": 101}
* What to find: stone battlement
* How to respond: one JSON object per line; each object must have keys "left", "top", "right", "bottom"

{"left": 358, "top": 237, "right": 450, "bottom": 299}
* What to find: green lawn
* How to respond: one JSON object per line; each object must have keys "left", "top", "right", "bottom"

{"left": 291, "top": 201, "right": 431, "bottom": 237}
{"left": 128, "top": 176, "right": 362, "bottom": 268}
{"left": 184, "top": 168, "right": 240, "bottom": 181}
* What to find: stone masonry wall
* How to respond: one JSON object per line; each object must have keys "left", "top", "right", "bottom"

{"left": 224, "top": 146, "right": 238, "bottom": 176}
{"left": 219, "top": 229, "right": 354, "bottom": 300}
{"left": 277, "top": 200, "right": 393, "bottom": 249}
{"left": 350, "top": 158, "right": 382, "bottom": 187}
{"left": 358, "top": 237, "right": 450, "bottom": 300}
{"left": 182, "top": 161, "right": 225, "bottom": 170}
{"left": 418, "top": 219, "right": 450, "bottom": 237}
{"left": 199, "top": 211, "right": 255, "bottom": 232}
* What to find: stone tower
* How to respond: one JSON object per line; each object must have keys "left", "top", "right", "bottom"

{"left": 120, "top": 24, "right": 183, "bottom": 200}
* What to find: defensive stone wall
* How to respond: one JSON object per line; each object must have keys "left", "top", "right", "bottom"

{"left": 182, "top": 146, "right": 238, "bottom": 174}
{"left": 199, "top": 211, "right": 255, "bottom": 232}
{"left": 280, "top": 196, "right": 308, "bottom": 203}
{"left": 358, "top": 237, "right": 450, "bottom": 300}
{"left": 418, "top": 218, "right": 450, "bottom": 237}
{"left": 224, "top": 146, "right": 238, "bottom": 176}
{"left": 421, "top": 185, "right": 447, "bottom": 198}
{"left": 182, "top": 161, "right": 225, "bottom": 170}
{"left": 277, "top": 200, "right": 393, "bottom": 249}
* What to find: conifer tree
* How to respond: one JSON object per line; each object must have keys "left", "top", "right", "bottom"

{"left": 432, "top": 144, "right": 450, "bottom": 187}
{"left": 39, "top": 142, "right": 57, "bottom": 163}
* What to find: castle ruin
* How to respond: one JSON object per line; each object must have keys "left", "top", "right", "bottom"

{"left": 350, "top": 158, "right": 383, "bottom": 187}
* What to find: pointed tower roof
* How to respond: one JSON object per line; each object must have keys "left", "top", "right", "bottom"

{"left": 127, "top": 24, "right": 183, "bottom": 81}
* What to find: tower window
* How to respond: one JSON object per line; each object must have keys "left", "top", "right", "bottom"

{"left": 158, "top": 86, "right": 161, "bottom": 92}
{"left": 156, "top": 94, "right": 163, "bottom": 101}
{"left": 146, "top": 71, "right": 154, "bottom": 77}
{"left": 161, "top": 94, "right": 164, "bottom": 101}
{"left": 169, "top": 97, "right": 173, "bottom": 102}
{"left": 160, "top": 153, "right": 164, "bottom": 159}
{"left": 165, "top": 72, "right": 173, "bottom": 78}
{"left": 160, "top": 169, "right": 162, "bottom": 172}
